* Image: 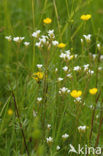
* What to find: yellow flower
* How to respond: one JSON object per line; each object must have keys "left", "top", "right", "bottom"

{"left": 8, "top": 109, "right": 13, "bottom": 116}
{"left": 70, "top": 90, "right": 82, "bottom": 98}
{"left": 32, "top": 72, "right": 44, "bottom": 81}
{"left": 57, "top": 43, "right": 66, "bottom": 48}
{"left": 80, "top": 14, "right": 91, "bottom": 21}
{"left": 43, "top": 18, "right": 52, "bottom": 24}
{"left": 89, "top": 88, "right": 98, "bottom": 95}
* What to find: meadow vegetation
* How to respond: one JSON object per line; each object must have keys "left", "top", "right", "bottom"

{"left": 0, "top": 0, "right": 103, "bottom": 155}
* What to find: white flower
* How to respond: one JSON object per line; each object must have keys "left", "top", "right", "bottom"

{"left": 67, "top": 89, "right": 70, "bottom": 93}
{"left": 13, "top": 37, "right": 24, "bottom": 42}
{"left": 100, "top": 55, "right": 103, "bottom": 60}
{"left": 63, "top": 66, "right": 68, "bottom": 72}
{"left": 35, "top": 42, "right": 41, "bottom": 47}
{"left": 83, "top": 64, "right": 89, "bottom": 71}
{"left": 83, "top": 64, "right": 89, "bottom": 68}
{"left": 83, "top": 34, "right": 91, "bottom": 42}
{"left": 37, "top": 97, "right": 42, "bottom": 102}
{"left": 67, "top": 73, "right": 72, "bottom": 78}
{"left": 46, "top": 137, "right": 53, "bottom": 144}
{"left": 74, "top": 66, "right": 81, "bottom": 71}
{"left": 74, "top": 97, "right": 82, "bottom": 103}
{"left": 98, "top": 67, "right": 102, "bottom": 71}
{"left": 88, "top": 70, "right": 94, "bottom": 75}
{"left": 74, "top": 54, "right": 78, "bottom": 58}
{"left": 41, "top": 35, "right": 48, "bottom": 39}
{"left": 32, "top": 30, "right": 41, "bottom": 38}
{"left": 90, "top": 105, "right": 94, "bottom": 109}
{"left": 56, "top": 146, "right": 60, "bottom": 150}
{"left": 59, "top": 53, "right": 66, "bottom": 59}
{"left": 48, "top": 30, "right": 55, "bottom": 38}
{"left": 66, "top": 55, "right": 73, "bottom": 61}
{"left": 62, "top": 133, "right": 69, "bottom": 139}
{"left": 92, "top": 54, "right": 97, "bottom": 59}
{"left": 78, "top": 126, "right": 87, "bottom": 132}
{"left": 24, "top": 42, "right": 30, "bottom": 46}
{"left": 59, "top": 87, "right": 68, "bottom": 94}
{"left": 65, "top": 50, "right": 71, "bottom": 55}
{"left": 5, "top": 36, "right": 12, "bottom": 41}
{"left": 97, "top": 43, "right": 100, "bottom": 50}
{"left": 55, "top": 68, "right": 58, "bottom": 72}
{"left": 81, "top": 38, "right": 83, "bottom": 43}
{"left": 96, "top": 115, "right": 99, "bottom": 119}
{"left": 13, "top": 37, "right": 19, "bottom": 42}
{"left": 39, "top": 37, "right": 46, "bottom": 44}
{"left": 52, "top": 40, "right": 59, "bottom": 46}
{"left": 58, "top": 77, "right": 63, "bottom": 82}
{"left": 36, "top": 64, "right": 43, "bottom": 69}
{"left": 33, "top": 110, "right": 37, "bottom": 117}
{"left": 47, "top": 124, "right": 51, "bottom": 129}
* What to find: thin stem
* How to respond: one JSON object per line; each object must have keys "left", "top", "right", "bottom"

{"left": 95, "top": 98, "right": 103, "bottom": 147}
{"left": 53, "top": 0, "right": 61, "bottom": 41}
{"left": 11, "top": 91, "right": 29, "bottom": 156}
{"left": 89, "top": 90, "right": 101, "bottom": 143}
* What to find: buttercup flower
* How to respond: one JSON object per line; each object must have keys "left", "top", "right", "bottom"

{"left": 32, "top": 72, "right": 44, "bottom": 81}
{"left": 80, "top": 14, "right": 91, "bottom": 21}
{"left": 8, "top": 109, "right": 13, "bottom": 116}
{"left": 57, "top": 43, "right": 66, "bottom": 48}
{"left": 70, "top": 90, "right": 82, "bottom": 98}
{"left": 89, "top": 88, "right": 98, "bottom": 95}
{"left": 43, "top": 18, "right": 52, "bottom": 24}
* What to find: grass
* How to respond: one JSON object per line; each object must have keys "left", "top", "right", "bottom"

{"left": 0, "top": 0, "right": 103, "bottom": 155}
